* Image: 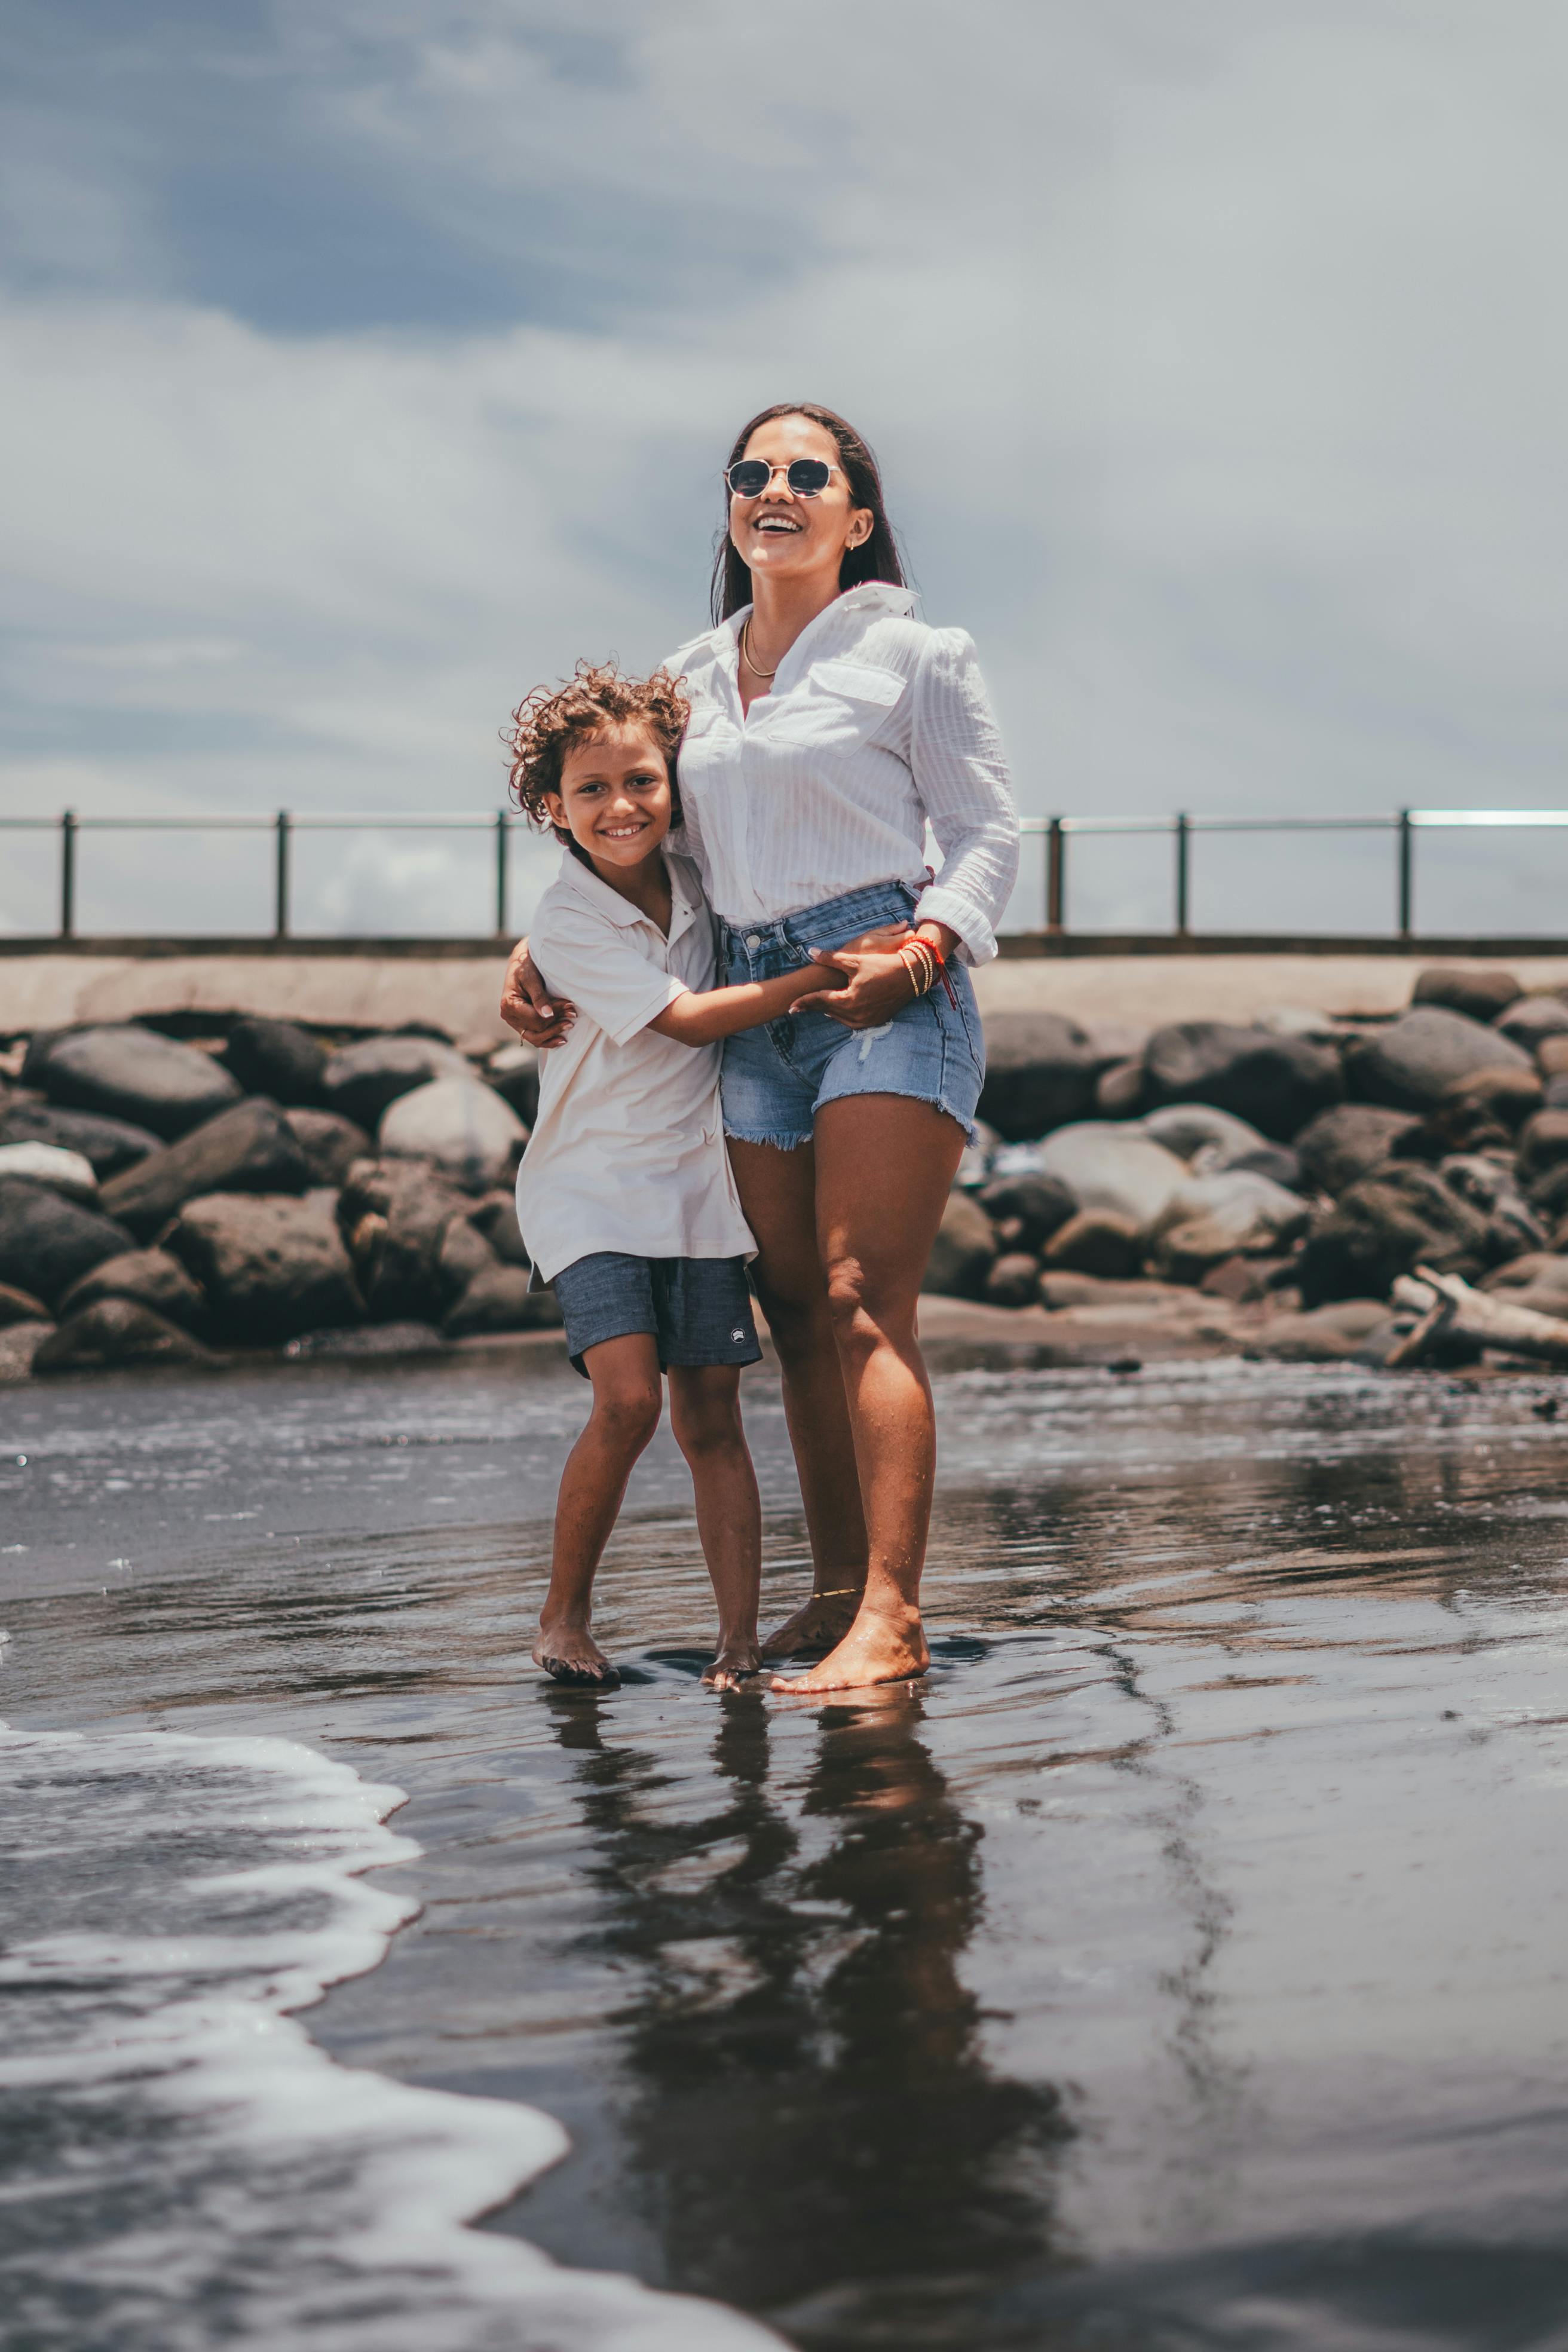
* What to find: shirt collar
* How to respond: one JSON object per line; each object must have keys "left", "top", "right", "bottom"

{"left": 553, "top": 844, "right": 699, "bottom": 939}
{"left": 708, "top": 579, "right": 918, "bottom": 663}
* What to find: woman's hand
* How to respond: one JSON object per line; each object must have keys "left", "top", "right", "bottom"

{"left": 500, "top": 939, "right": 575, "bottom": 1049}
{"left": 791, "top": 943, "right": 920, "bottom": 1027}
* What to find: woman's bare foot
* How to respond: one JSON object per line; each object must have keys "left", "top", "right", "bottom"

{"left": 533, "top": 1621, "right": 620, "bottom": 1688}
{"left": 703, "top": 1639, "right": 762, "bottom": 1692}
{"left": 758, "top": 1585, "right": 865, "bottom": 1661}
{"left": 769, "top": 1606, "right": 929, "bottom": 1695}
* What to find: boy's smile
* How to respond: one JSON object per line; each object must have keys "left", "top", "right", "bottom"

{"left": 544, "top": 718, "right": 676, "bottom": 927}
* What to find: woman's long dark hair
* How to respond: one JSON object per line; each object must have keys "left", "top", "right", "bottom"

{"left": 709, "top": 402, "right": 907, "bottom": 624}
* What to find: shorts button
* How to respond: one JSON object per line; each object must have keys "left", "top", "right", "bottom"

{"left": 745, "top": 933, "right": 761, "bottom": 950}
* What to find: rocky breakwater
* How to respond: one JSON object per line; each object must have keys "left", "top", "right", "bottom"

{"left": 921, "top": 966, "right": 1568, "bottom": 1374}
{"left": 0, "top": 1014, "right": 555, "bottom": 1381}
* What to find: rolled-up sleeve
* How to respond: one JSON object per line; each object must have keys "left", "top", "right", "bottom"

{"left": 907, "top": 627, "right": 1019, "bottom": 964}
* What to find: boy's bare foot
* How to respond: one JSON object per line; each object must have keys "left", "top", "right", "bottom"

{"left": 769, "top": 1608, "right": 929, "bottom": 1695}
{"left": 534, "top": 1623, "right": 620, "bottom": 1688}
{"left": 759, "top": 1584, "right": 865, "bottom": 1661}
{"left": 703, "top": 1640, "right": 762, "bottom": 1692}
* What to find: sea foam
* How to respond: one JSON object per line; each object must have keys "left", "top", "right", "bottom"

{"left": 0, "top": 1719, "right": 781, "bottom": 2350}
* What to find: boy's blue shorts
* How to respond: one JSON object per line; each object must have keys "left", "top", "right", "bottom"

{"left": 551, "top": 1251, "right": 762, "bottom": 1380}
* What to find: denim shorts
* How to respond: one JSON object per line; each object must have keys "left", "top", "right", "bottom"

{"left": 719, "top": 879, "right": 986, "bottom": 1151}
{"left": 551, "top": 1251, "right": 762, "bottom": 1380}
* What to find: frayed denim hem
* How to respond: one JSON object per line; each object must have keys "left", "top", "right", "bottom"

{"left": 812, "top": 1082, "right": 979, "bottom": 1149}
{"left": 723, "top": 1124, "right": 813, "bottom": 1152}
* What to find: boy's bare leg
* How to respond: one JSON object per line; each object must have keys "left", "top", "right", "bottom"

{"left": 535, "top": 1331, "right": 663, "bottom": 1688}
{"left": 667, "top": 1363, "right": 762, "bottom": 1689}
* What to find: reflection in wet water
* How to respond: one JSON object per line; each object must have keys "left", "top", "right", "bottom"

{"left": 5, "top": 1356, "right": 1568, "bottom": 2349}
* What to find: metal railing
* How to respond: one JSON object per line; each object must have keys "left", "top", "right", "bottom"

{"left": 3, "top": 806, "right": 1568, "bottom": 944}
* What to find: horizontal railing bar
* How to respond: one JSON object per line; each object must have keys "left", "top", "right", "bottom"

{"left": 7, "top": 807, "right": 1568, "bottom": 832}
{"left": 1408, "top": 808, "right": 1568, "bottom": 828}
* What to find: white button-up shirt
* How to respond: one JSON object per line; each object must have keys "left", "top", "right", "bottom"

{"left": 664, "top": 583, "right": 1019, "bottom": 963}
{"left": 516, "top": 850, "right": 755, "bottom": 1284}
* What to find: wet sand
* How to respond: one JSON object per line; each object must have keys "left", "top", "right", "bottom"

{"left": 5, "top": 1352, "right": 1568, "bottom": 2348}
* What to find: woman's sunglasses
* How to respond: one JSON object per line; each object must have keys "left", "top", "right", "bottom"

{"left": 725, "top": 457, "right": 836, "bottom": 500}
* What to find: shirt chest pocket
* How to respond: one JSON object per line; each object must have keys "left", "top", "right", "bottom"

{"left": 777, "top": 658, "right": 908, "bottom": 754}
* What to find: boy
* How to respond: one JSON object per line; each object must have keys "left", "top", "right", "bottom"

{"left": 506, "top": 662, "right": 839, "bottom": 1690}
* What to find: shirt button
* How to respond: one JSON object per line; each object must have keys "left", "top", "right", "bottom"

{"left": 745, "top": 933, "right": 761, "bottom": 950}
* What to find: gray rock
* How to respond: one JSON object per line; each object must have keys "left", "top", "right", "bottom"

{"left": 1042, "top": 1210, "right": 1141, "bottom": 1279}
{"left": 1437, "top": 1154, "right": 1545, "bottom": 1262}
{"left": 320, "top": 1034, "right": 471, "bottom": 1131}
{"left": 976, "top": 1011, "right": 1102, "bottom": 1143}
{"left": 1494, "top": 995, "right": 1568, "bottom": 1050}
{"left": 169, "top": 1192, "right": 364, "bottom": 1343}
{"left": 58, "top": 1247, "right": 209, "bottom": 1334}
{"left": 1412, "top": 964, "right": 1523, "bottom": 1022}
{"left": 1519, "top": 1110, "right": 1568, "bottom": 1181}
{"left": 283, "top": 1108, "right": 373, "bottom": 1187}
{"left": 486, "top": 1042, "right": 540, "bottom": 1127}
{"left": 975, "top": 1172, "right": 1076, "bottom": 1254}
{"left": 923, "top": 1191, "right": 1000, "bottom": 1297}
{"left": 32, "top": 1025, "right": 243, "bottom": 1140}
{"left": 338, "top": 1158, "right": 471, "bottom": 1322}
{"left": 436, "top": 1213, "right": 498, "bottom": 1297}
{"left": 35, "top": 1298, "right": 212, "bottom": 1374}
{"left": 1094, "top": 1057, "right": 1147, "bottom": 1119}
{"left": 0, "top": 1178, "right": 134, "bottom": 1307}
{"left": 1545, "top": 1075, "right": 1568, "bottom": 1113}
{"left": 1148, "top": 1171, "right": 1309, "bottom": 1282}
{"left": 284, "top": 1322, "right": 448, "bottom": 1361}
{"left": 1529, "top": 1163, "right": 1568, "bottom": 1223}
{"left": 1256, "top": 1006, "right": 1343, "bottom": 1041}
{"left": 100, "top": 1098, "right": 314, "bottom": 1239}
{"left": 221, "top": 1016, "right": 328, "bottom": 1105}
{"left": 0, "top": 1101, "right": 160, "bottom": 1177}
{"left": 445, "top": 1265, "right": 563, "bottom": 1336}
{"left": 0, "top": 1281, "right": 49, "bottom": 1328}
{"left": 1141, "top": 1104, "right": 1269, "bottom": 1164}
{"left": 1143, "top": 1021, "right": 1343, "bottom": 1142}
{"left": 1438, "top": 1066, "right": 1542, "bottom": 1129}
{"left": 1294, "top": 1104, "right": 1422, "bottom": 1196}
{"left": 1227, "top": 1144, "right": 1304, "bottom": 1192}
{"left": 378, "top": 1077, "right": 527, "bottom": 1192}
{"left": 1343, "top": 1006, "right": 1532, "bottom": 1113}
{"left": 1482, "top": 1252, "right": 1568, "bottom": 1300}
{"left": 467, "top": 1190, "right": 532, "bottom": 1267}
{"left": 1034, "top": 1123, "right": 1194, "bottom": 1232}
{"left": 1296, "top": 1163, "right": 1491, "bottom": 1306}
{"left": 0, "top": 1321, "right": 54, "bottom": 1383}
{"left": 0, "top": 1143, "right": 98, "bottom": 1202}
{"left": 982, "top": 1252, "right": 1043, "bottom": 1309}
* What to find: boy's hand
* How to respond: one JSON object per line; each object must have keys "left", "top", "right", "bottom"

{"left": 501, "top": 939, "right": 576, "bottom": 1048}
{"left": 786, "top": 951, "right": 850, "bottom": 1011}
{"left": 786, "top": 922, "right": 911, "bottom": 1018}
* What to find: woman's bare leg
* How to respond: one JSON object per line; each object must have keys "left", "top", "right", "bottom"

{"left": 726, "top": 1138, "right": 869, "bottom": 1657}
{"left": 770, "top": 1095, "right": 966, "bottom": 1694}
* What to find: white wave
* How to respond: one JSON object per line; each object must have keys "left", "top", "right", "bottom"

{"left": 0, "top": 1720, "right": 782, "bottom": 2350}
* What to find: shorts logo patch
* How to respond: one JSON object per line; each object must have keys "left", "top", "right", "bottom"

{"left": 730, "top": 1327, "right": 746, "bottom": 1343}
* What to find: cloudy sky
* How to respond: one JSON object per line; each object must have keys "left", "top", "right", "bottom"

{"left": 3, "top": 0, "right": 1566, "bottom": 935}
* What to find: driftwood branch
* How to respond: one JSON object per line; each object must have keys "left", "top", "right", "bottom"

{"left": 1388, "top": 1265, "right": 1568, "bottom": 1370}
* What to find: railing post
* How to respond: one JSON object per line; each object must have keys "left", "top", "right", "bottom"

{"left": 274, "top": 810, "right": 291, "bottom": 940}
{"left": 495, "top": 810, "right": 509, "bottom": 936}
{"left": 1046, "top": 817, "right": 1065, "bottom": 933}
{"left": 1174, "top": 812, "right": 1190, "bottom": 936}
{"left": 1397, "top": 808, "right": 1413, "bottom": 941}
{"left": 60, "top": 809, "right": 76, "bottom": 940}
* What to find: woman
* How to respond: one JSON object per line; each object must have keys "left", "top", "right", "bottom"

{"left": 503, "top": 402, "right": 1018, "bottom": 1692}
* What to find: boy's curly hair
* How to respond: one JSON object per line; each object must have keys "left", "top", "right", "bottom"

{"left": 503, "top": 660, "right": 689, "bottom": 847}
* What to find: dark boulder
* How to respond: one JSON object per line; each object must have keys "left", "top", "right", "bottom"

{"left": 444, "top": 1264, "right": 561, "bottom": 1336}
{"left": 221, "top": 1016, "right": 328, "bottom": 1105}
{"left": 338, "top": 1157, "right": 471, "bottom": 1323}
{"left": 1518, "top": 1110, "right": 1568, "bottom": 1182}
{"left": 0, "top": 1178, "right": 134, "bottom": 1307}
{"left": 923, "top": 1192, "right": 1000, "bottom": 1297}
{"left": 1343, "top": 1007, "right": 1531, "bottom": 1113}
{"left": 320, "top": 1034, "right": 470, "bottom": 1132}
{"left": 100, "top": 1099, "right": 314, "bottom": 1239}
{"left": 976, "top": 1012, "right": 1102, "bottom": 1144}
{"left": 1296, "top": 1163, "right": 1490, "bottom": 1306}
{"left": 1527, "top": 1161, "right": 1568, "bottom": 1223}
{"left": 169, "top": 1192, "right": 364, "bottom": 1343}
{"left": 1143, "top": 1022, "right": 1343, "bottom": 1142}
{"left": 1042, "top": 1209, "right": 1142, "bottom": 1280}
{"left": 485, "top": 1042, "right": 541, "bottom": 1127}
{"left": 975, "top": 1172, "right": 1076, "bottom": 1254}
{"left": 58, "top": 1247, "right": 210, "bottom": 1334}
{"left": 467, "top": 1190, "right": 532, "bottom": 1267}
{"left": 1227, "top": 1144, "right": 1304, "bottom": 1192}
{"left": 0, "top": 1321, "right": 54, "bottom": 1383}
{"left": 35, "top": 1298, "right": 211, "bottom": 1374}
{"left": 0, "top": 1101, "right": 160, "bottom": 1178}
{"left": 30, "top": 1025, "right": 243, "bottom": 1140}
{"left": 982, "top": 1252, "right": 1042, "bottom": 1309}
{"left": 1436, "top": 1154, "right": 1545, "bottom": 1264}
{"left": 1412, "top": 965, "right": 1523, "bottom": 1023}
{"left": 0, "top": 1280, "right": 49, "bottom": 1328}
{"left": 283, "top": 1108, "right": 373, "bottom": 1187}
{"left": 1294, "top": 1104, "right": 1422, "bottom": 1196}
{"left": 1094, "top": 1057, "right": 1147, "bottom": 1119}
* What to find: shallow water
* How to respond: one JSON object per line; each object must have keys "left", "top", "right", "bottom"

{"left": 5, "top": 1353, "right": 1568, "bottom": 2349}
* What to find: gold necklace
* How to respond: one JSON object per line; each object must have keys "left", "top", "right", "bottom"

{"left": 740, "top": 617, "right": 778, "bottom": 679}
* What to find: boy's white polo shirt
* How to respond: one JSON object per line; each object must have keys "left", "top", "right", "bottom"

{"left": 514, "top": 848, "right": 755, "bottom": 1285}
